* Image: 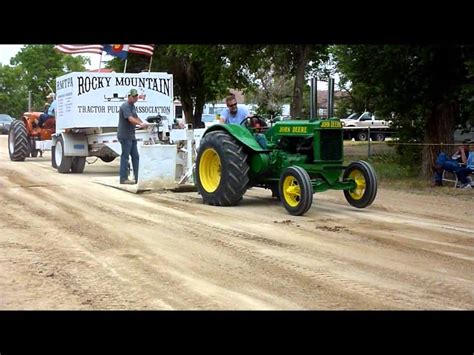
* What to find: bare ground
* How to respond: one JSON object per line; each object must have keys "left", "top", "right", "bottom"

{"left": 0, "top": 135, "right": 473, "bottom": 310}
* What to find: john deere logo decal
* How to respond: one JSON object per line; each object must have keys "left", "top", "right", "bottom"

{"left": 278, "top": 126, "right": 308, "bottom": 133}
{"left": 321, "top": 121, "right": 342, "bottom": 128}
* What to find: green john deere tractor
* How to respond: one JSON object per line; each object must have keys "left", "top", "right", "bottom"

{"left": 195, "top": 116, "right": 377, "bottom": 216}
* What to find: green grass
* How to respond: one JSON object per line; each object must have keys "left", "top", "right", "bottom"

{"left": 345, "top": 152, "right": 427, "bottom": 189}
{"left": 341, "top": 143, "right": 473, "bottom": 199}
{"left": 344, "top": 152, "right": 473, "bottom": 200}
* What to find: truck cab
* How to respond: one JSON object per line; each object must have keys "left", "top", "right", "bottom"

{"left": 341, "top": 112, "right": 392, "bottom": 141}
{"left": 341, "top": 112, "right": 390, "bottom": 128}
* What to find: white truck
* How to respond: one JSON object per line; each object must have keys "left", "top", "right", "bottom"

{"left": 454, "top": 122, "right": 474, "bottom": 144}
{"left": 341, "top": 112, "right": 393, "bottom": 141}
{"left": 49, "top": 71, "right": 202, "bottom": 189}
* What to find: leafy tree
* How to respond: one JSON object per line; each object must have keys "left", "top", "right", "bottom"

{"left": 107, "top": 45, "right": 328, "bottom": 125}
{"left": 244, "top": 65, "right": 293, "bottom": 118}
{"left": 333, "top": 44, "right": 474, "bottom": 178}
{"left": 263, "top": 45, "right": 330, "bottom": 118}
{"left": 0, "top": 64, "right": 28, "bottom": 118}
{"left": 8, "top": 45, "right": 88, "bottom": 112}
{"left": 108, "top": 45, "right": 244, "bottom": 127}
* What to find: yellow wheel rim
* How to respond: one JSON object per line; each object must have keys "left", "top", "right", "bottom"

{"left": 348, "top": 169, "right": 366, "bottom": 200}
{"left": 282, "top": 175, "right": 301, "bottom": 207}
{"left": 199, "top": 148, "right": 221, "bottom": 193}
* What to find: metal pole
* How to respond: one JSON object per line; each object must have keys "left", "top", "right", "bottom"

{"left": 28, "top": 91, "right": 32, "bottom": 112}
{"left": 310, "top": 77, "right": 317, "bottom": 120}
{"left": 98, "top": 52, "right": 103, "bottom": 72}
{"left": 368, "top": 126, "right": 371, "bottom": 158}
{"left": 328, "top": 77, "right": 335, "bottom": 118}
{"left": 148, "top": 56, "right": 153, "bottom": 73}
{"left": 123, "top": 58, "right": 128, "bottom": 73}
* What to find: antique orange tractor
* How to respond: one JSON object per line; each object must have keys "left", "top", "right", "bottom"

{"left": 8, "top": 111, "right": 56, "bottom": 161}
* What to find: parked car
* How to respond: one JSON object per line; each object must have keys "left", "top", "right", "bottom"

{"left": 0, "top": 114, "right": 14, "bottom": 134}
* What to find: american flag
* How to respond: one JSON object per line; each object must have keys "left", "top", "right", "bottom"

{"left": 54, "top": 45, "right": 104, "bottom": 55}
{"left": 129, "top": 44, "right": 155, "bottom": 57}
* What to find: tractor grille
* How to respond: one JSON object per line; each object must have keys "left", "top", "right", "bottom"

{"left": 320, "top": 130, "right": 343, "bottom": 161}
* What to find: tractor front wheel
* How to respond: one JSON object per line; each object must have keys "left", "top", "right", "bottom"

{"left": 343, "top": 160, "right": 378, "bottom": 208}
{"left": 279, "top": 166, "right": 313, "bottom": 216}
{"left": 8, "top": 120, "right": 30, "bottom": 161}
{"left": 30, "top": 138, "right": 39, "bottom": 158}
{"left": 196, "top": 130, "right": 249, "bottom": 206}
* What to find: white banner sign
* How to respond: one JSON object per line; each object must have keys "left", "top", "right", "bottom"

{"left": 56, "top": 72, "right": 173, "bottom": 131}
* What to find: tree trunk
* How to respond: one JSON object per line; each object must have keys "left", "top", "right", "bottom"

{"left": 422, "top": 101, "right": 458, "bottom": 178}
{"left": 290, "top": 45, "right": 310, "bottom": 118}
{"left": 181, "top": 93, "right": 194, "bottom": 125}
{"left": 193, "top": 91, "right": 205, "bottom": 128}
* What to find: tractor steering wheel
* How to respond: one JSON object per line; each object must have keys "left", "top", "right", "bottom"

{"left": 244, "top": 115, "right": 268, "bottom": 132}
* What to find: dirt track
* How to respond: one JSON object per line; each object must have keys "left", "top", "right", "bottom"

{"left": 0, "top": 135, "right": 473, "bottom": 309}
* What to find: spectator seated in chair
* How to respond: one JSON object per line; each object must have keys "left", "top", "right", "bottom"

{"left": 433, "top": 145, "right": 472, "bottom": 188}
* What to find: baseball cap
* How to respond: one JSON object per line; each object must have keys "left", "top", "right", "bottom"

{"left": 46, "top": 93, "right": 55, "bottom": 99}
{"left": 128, "top": 89, "right": 138, "bottom": 97}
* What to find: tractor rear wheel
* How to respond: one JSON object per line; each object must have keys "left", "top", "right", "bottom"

{"left": 8, "top": 120, "right": 30, "bottom": 161}
{"left": 196, "top": 130, "right": 249, "bottom": 206}
{"left": 55, "top": 136, "right": 72, "bottom": 173}
{"left": 343, "top": 160, "right": 377, "bottom": 208}
{"left": 279, "top": 166, "right": 313, "bottom": 216}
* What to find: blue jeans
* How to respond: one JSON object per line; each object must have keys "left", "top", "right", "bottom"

{"left": 119, "top": 139, "right": 139, "bottom": 182}
{"left": 456, "top": 167, "right": 472, "bottom": 184}
{"left": 38, "top": 113, "right": 49, "bottom": 127}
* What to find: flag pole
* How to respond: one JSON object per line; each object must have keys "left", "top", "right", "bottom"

{"left": 123, "top": 58, "right": 128, "bottom": 73}
{"left": 148, "top": 55, "right": 153, "bottom": 73}
{"left": 98, "top": 51, "right": 103, "bottom": 72}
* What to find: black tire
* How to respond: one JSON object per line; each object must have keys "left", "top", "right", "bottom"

{"left": 30, "top": 138, "right": 39, "bottom": 157}
{"left": 51, "top": 145, "right": 57, "bottom": 168}
{"left": 196, "top": 130, "right": 249, "bottom": 206}
{"left": 279, "top": 166, "right": 313, "bottom": 216}
{"left": 99, "top": 155, "right": 116, "bottom": 163}
{"left": 356, "top": 131, "right": 368, "bottom": 141}
{"left": 372, "top": 132, "right": 385, "bottom": 141}
{"left": 71, "top": 156, "right": 86, "bottom": 173}
{"left": 8, "top": 120, "right": 30, "bottom": 161}
{"left": 343, "top": 160, "right": 378, "bottom": 208}
{"left": 55, "top": 136, "right": 72, "bottom": 173}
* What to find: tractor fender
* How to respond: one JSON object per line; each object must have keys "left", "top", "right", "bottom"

{"left": 203, "top": 124, "right": 269, "bottom": 152}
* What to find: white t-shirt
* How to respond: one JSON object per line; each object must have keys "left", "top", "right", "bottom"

{"left": 221, "top": 106, "right": 249, "bottom": 125}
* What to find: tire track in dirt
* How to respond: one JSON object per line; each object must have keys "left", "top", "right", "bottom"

{"left": 140, "top": 192, "right": 474, "bottom": 309}
{"left": 105, "top": 194, "right": 414, "bottom": 308}
{"left": 1, "top": 179, "right": 269, "bottom": 308}
{"left": 0, "top": 187, "right": 177, "bottom": 309}
{"left": 1, "top": 135, "right": 473, "bottom": 309}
